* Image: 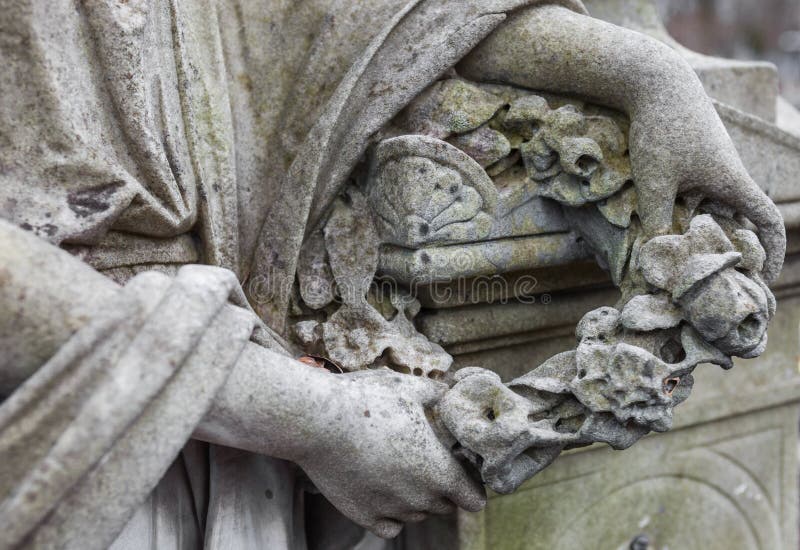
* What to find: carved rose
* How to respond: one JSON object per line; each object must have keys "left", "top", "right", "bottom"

{"left": 437, "top": 367, "right": 569, "bottom": 494}
{"left": 637, "top": 214, "right": 775, "bottom": 357}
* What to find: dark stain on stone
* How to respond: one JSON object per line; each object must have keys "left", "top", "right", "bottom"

{"left": 67, "top": 180, "right": 124, "bottom": 218}
{"left": 39, "top": 224, "right": 58, "bottom": 237}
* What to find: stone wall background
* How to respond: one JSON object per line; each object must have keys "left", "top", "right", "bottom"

{"left": 655, "top": 0, "right": 800, "bottom": 108}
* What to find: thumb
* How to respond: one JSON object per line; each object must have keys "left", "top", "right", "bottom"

{"left": 627, "top": 141, "right": 680, "bottom": 238}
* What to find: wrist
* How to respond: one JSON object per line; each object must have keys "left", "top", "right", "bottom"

{"left": 196, "top": 344, "right": 347, "bottom": 463}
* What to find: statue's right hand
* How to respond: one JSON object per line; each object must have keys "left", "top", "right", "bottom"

{"left": 625, "top": 75, "right": 785, "bottom": 285}
{"left": 294, "top": 369, "right": 485, "bottom": 538}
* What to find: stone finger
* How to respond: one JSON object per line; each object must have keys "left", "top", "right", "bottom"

{"left": 369, "top": 518, "right": 404, "bottom": 539}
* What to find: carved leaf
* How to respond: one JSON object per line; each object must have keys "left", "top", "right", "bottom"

{"left": 447, "top": 125, "right": 511, "bottom": 168}
{"left": 323, "top": 189, "right": 379, "bottom": 305}
{"left": 598, "top": 184, "right": 637, "bottom": 228}
{"left": 367, "top": 135, "right": 498, "bottom": 247}
{"left": 398, "top": 79, "right": 505, "bottom": 139}
{"left": 620, "top": 293, "right": 683, "bottom": 331}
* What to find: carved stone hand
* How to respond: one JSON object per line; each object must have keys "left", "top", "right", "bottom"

{"left": 288, "top": 369, "right": 486, "bottom": 538}
{"left": 457, "top": 3, "right": 785, "bottom": 283}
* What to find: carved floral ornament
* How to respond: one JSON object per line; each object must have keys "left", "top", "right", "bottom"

{"left": 291, "top": 78, "right": 778, "bottom": 494}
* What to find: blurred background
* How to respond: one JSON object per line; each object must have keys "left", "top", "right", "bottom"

{"left": 655, "top": 0, "right": 800, "bottom": 108}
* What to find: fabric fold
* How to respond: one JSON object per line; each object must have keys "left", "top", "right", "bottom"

{"left": 0, "top": 265, "right": 258, "bottom": 549}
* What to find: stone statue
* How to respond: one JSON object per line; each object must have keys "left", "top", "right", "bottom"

{"left": 0, "top": 1, "right": 785, "bottom": 549}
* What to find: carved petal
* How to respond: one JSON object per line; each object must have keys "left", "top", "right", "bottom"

{"left": 447, "top": 125, "right": 511, "bottom": 168}
{"left": 508, "top": 351, "right": 576, "bottom": 395}
{"left": 543, "top": 104, "right": 586, "bottom": 137}
{"left": 520, "top": 137, "right": 561, "bottom": 181}
{"left": 688, "top": 214, "right": 737, "bottom": 253}
{"left": 535, "top": 172, "right": 587, "bottom": 206}
{"left": 583, "top": 163, "right": 630, "bottom": 202}
{"left": 638, "top": 214, "right": 741, "bottom": 296}
{"left": 576, "top": 306, "right": 620, "bottom": 340}
{"left": 503, "top": 95, "right": 550, "bottom": 137}
{"left": 672, "top": 251, "right": 741, "bottom": 298}
{"left": 557, "top": 136, "right": 603, "bottom": 178}
{"left": 620, "top": 293, "right": 683, "bottom": 331}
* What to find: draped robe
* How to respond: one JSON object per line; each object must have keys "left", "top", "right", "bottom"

{"left": 0, "top": 0, "right": 584, "bottom": 548}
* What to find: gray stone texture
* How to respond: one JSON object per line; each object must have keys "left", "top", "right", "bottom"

{"left": 0, "top": 0, "right": 795, "bottom": 548}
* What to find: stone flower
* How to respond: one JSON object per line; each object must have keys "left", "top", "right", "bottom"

{"left": 397, "top": 78, "right": 505, "bottom": 139}
{"left": 503, "top": 97, "right": 631, "bottom": 208}
{"left": 437, "top": 367, "right": 570, "bottom": 494}
{"left": 436, "top": 305, "right": 732, "bottom": 494}
{"left": 569, "top": 307, "right": 730, "bottom": 432}
{"left": 320, "top": 297, "right": 452, "bottom": 377}
{"left": 636, "top": 214, "right": 774, "bottom": 358}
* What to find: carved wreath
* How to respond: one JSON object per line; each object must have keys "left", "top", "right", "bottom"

{"left": 288, "top": 78, "right": 777, "bottom": 494}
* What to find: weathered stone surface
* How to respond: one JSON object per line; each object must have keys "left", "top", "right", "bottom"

{"left": 368, "top": 136, "right": 497, "bottom": 248}
{"left": 398, "top": 78, "right": 506, "bottom": 139}
{"left": 450, "top": 268, "right": 800, "bottom": 550}
{"left": 0, "top": 0, "right": 792, "bottom": 548}
{"left": 370, "top": 34, "right": 787, "bottom": 529}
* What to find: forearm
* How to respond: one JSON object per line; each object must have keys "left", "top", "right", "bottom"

{"left": 193, "top": 345, "right": 345, "bottom": 462}
{"left": 0, "top": 219, "right": 340, "bottom": 462}
{"left": 457, "top": 4, "right": 758, "bottom": 241}
{"left": 457, "top": 5, "right": 707, "bottom": 118}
